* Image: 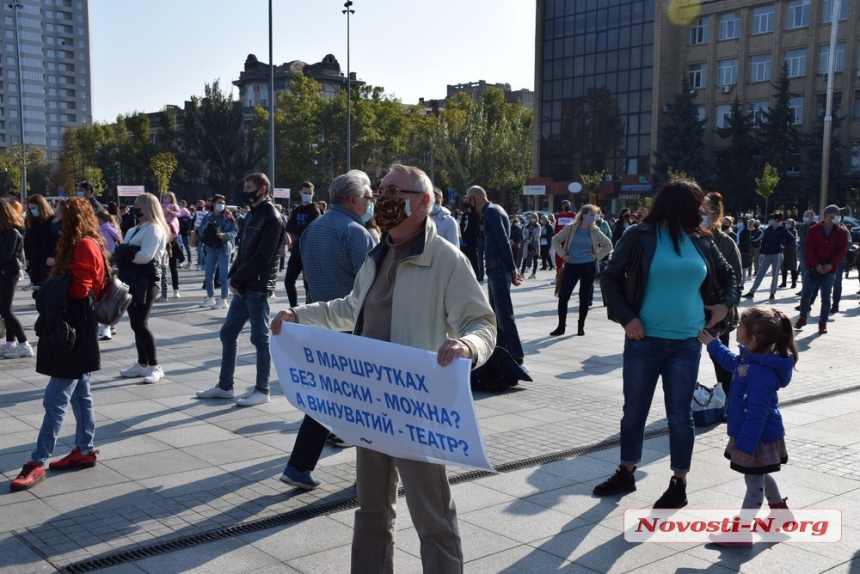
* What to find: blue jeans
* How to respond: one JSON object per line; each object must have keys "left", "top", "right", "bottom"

{"left": 204, "top": 246, "right": 230, "bottom": 299}
{"left": 800, "top": 269, "right": 836, "bottom": 323}
{"left": 218, "top": 290, "right": 271, "bottom": 393}
{"left": 32, "top": 374, "right": 95, "bottom": 466}
{"left": 196, "top": 235, "right": 206, "bottom": 267}
{"left": 833, "top": 261, "right": 847, "bottom": 305}
{"left": 181, "top": 234, "right": 192, "bottom": 263}
{"left": 620, "top": 336, "right": 700, "bottom": 473}
{"left": 486, "top": 262, "right": 524, "bottom": 363}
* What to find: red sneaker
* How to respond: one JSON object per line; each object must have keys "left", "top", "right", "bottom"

{"left": 10, "top": 462, "right": 46, "bottom": 491}
{"left": 49, "top": 447, "right": 99, "bottom": 470}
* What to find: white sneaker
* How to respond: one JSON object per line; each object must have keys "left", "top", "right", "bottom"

{"left": 529, "top": 273, "right": 536, "bottom": 279}
{"left": 195, "top": 265, "right": 202, "bottom": 271}
{"left": 196, "top": 386, "right": 235, "bottom": 399}
{"left": 4, "top": 342, "right": 33, "bottom": 358}
{"left": 98, "top": 325, "right": 112, "bottom": 341}
{"left": 111, "top": 326, "right": 117, "bottom": 335}
{"left": 199, "top": 297, "right": 215, "bottom": 308}
{"left": 156, "top": 295, "right": 169, "bottom": 303}
{"left": 183, "top": 262, "right": 191, "bottom": 269}
{"left": 212, "top": 299, "right": 228, "bottom": 309}
{"left": 0, "top": 341, "right": 17, "bottom": 355}
{"left": 550, "top": 277, "right": 557, "bottom": 285}
{"left": 173, "top": 289, "right": 181, "bottom": 299}
{"left": 236, "top": 390, "right": 270, "bottom": 407}
{"left": 142, "top": 365, "right": 164, "bottom": 384}
{"left": 120, "top": 362, "right": 148, "bottom": 378}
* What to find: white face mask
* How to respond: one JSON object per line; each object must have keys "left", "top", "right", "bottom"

{"left": 301, "top": 193, "right": 313, "bottom": 204}
{"left": 832, "top": 215, "right": 842, "bottom": 224}
{"left": 701, "top": 215, "right": 709, "bottom": 227}
{"left": 803, "top": 216, "right": 812, "bottom": 223}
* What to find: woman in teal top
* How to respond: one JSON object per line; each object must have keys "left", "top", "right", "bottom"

{"left": 595, "top": 180, "right": 739, "bottom": 510}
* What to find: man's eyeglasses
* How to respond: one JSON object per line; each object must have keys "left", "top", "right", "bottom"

{"left": 355, "top": 193, "right": 374, "bottom": 203}
{"left": 375, "top": 186, "right": 424, "bottom": 198}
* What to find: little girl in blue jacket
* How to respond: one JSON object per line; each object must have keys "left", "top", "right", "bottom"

{"left": 698, "top": 306, "right": 798, "bottom": 547}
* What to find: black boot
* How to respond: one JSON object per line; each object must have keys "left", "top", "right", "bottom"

{"left": 550, "top": 325, "right": 566, "bottom": 336}
{"left": 551, "top": 308, "right": 567, "bottom": 337}
{"left": 577, "top": 317, "right": 585, "bottom": 336}
{"left": 654, "top": 476, "right": 688, "bottom": 509}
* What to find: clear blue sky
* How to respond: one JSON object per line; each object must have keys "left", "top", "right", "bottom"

{"left": 90, "top": 0, "right": 536, "bottom": 123}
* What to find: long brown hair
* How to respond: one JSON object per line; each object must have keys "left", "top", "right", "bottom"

{"left": 50, "top": 197, "right": 110, "bottom": 278}
{"left": 0, "top": 199, "right": 21, "bottom": 233}
{"left": 25, "top": 194, "right": 54, "bottom": 228}
{"left": 642, "top": 179, "right": 711, "bottom": 255}
{"left": 740, "top": 306, "right": 799, "bottom": 367}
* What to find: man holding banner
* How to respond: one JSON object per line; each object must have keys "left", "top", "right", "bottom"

{"left": 271, "top": 163, "right": 496, "bottom": 574}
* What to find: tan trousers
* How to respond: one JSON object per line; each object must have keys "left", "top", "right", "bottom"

{"left": 351, "top": 447, "right": 463, "bottom": 574}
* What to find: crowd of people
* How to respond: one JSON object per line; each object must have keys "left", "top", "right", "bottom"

{"left": 1, "top": 169, "right": 850, "bottom": 563}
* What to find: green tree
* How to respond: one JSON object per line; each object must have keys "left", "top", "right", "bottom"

{"left": 652, "top": 75, "right": 708, "bottom": 186}
{"left": 756, "top": 163, "right": 780, "bottom": 216}
{"left": 713, "top": 97, "right": 759, "bottom": 210}
{"left": 755, "top": 63, "right": 800, "bottom": 179}
{"left": 150, "top": 152, "right": 179, "bottom": 194}
{"left": 0, "top": 144, "right": 53, "bottom": 196}
{"left": 580, "top": 170, "right": 605, "bottom": 203}
{"left": 183, "top": 80, "right": 261, "bottom": 199}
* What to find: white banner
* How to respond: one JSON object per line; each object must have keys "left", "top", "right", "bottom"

{"left": 117, "top": 185, "right": 145, "bottom": 197}
{"left": 271, "top": 323, "right": 494, "bottom": 472}
{"left": 273, "top": 187, "right": 291, "bottom": 199}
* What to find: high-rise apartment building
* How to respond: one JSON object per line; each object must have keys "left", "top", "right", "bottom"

{"left": 0, "top": 0, "right": 92, "bottom": 160}
{"left": 533, "top": 0, "right": 860, "bottom": 213}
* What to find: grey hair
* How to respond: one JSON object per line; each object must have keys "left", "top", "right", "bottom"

{"left": 388, "top": 163, "right": 432, "bottom": 197}
{"left": 329, "top": 170, "right": 372, "bottom": 205}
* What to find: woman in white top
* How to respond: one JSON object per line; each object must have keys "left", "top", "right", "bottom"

{"left": 118, "top": 193, "right": 169, "bottom": 384}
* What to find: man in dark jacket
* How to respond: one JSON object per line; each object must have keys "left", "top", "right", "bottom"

{"left": 75, "top": 181, "right": 103, "bottom": 214}
{"left": 284, "top": 181, "right": 321, "bottom": 307}
{"left": 196, "top": 173, "right": 285, "bottom": 407}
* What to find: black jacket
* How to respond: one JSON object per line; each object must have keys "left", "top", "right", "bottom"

{"left": 24, "top": 219, "right": 53, "bottom": 285}
{"left": 35, "top": 274, "right": 100, "bottom": 379}
{"left": 0, "top": 227, "right": 23, "bottom": 276}
{"left": 229, "top": 200, "right": 285, "bottom": 293}
{"left": 600, "top": 223, "right": 739, "bottom": 329}
{"left": 285, "top": 202, "right": 321, "bottom": 239}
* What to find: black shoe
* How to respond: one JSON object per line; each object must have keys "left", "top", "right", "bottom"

{"left": 549, "top": 325, "right": 565, "bottom": 336}
{"left": 818, "top": 321, "right": 828, "bottom": 335}
{"left": 778, "top": 282, "right": 786, "bottom": 288}
{"left": 593, "top": 465, "right": 636, "bottom": 496}
{"left": 794, "top": 305, "right": 801, "bottom": 311}
{"left": 768, "top": 293, "right": 775, "bottom": 300}
{"left": 742, "top": 292, "right": 754, "bottom": 298}
{"left": 577, "top": 328, "right": 585, "bottom": 336}
{"left": 830, "top": 305, "right": 839, "bottom": 314}
{"left": 653, "top": 476, "right": 688, "bottom": 509}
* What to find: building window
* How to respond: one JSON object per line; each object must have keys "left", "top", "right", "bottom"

{"left": 719, "top": 13, "right": 740, "bottom": 40}
{"left": 718, "top": 59, "right": 738, "bottom": 86}
{"left": 784, "top": 48, "right": 807, "bottom": 77}
{"left": 816, "top": 92, "right": 842, "bottom": 118}
{"left": 785, "top": 0, "right": 810, "bottom": 29}
{"left": 749, "top": 54, "right": 772, "bottom": 82}
{"left": 822, "top": 0, "right": 849, "bottom": 23}
{"left": 688, "top": 63, "right": 707, "bottom": 88}
{"left": 786, "top": 153, "right": 802, "bottom": 175}
{"left": 851, "top": 142, "right": 860, "bottom": 172}
{"left": 749, "top": 101, "right": 770, "bottom": 126}
{"left": 715, "top": 104, "right": 732, "bottom": 129}
{"left": 789, "top": 97, "right": 804, "bottom": 125}
{"left": 696, "top": 105, "right": 706, "bottom": 122}
{"left": 752, "top": 5, "right": 775, "bottom": 34}
{"left": 818, "top": 43, "right": 846, "bottom": 74}
{"left": 690, "top": 17, "right": 708, "bottom": 44}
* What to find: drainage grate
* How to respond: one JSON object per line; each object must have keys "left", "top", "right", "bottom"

{"left": 58, "top": 383, "right": 860, "bottom": 573}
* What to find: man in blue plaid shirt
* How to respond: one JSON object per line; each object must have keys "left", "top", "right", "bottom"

{"left": 280, "top": 170, "right": 376, "bottom": 490}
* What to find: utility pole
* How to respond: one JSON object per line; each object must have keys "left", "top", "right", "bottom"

{"left": 819, "top": 0, "right": 841, "bottom": 215}
{"left": 342, "top": 1, "right": 354, "bottom": 171}
{"left": 9, "top": 2, "right": 27, "bottom": 200}
{"left": 268, "top": 0, "right": 275, "bottom": 188}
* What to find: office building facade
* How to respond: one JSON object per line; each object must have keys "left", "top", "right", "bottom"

{"left": 0, "top": 0, "right": 92, "bottom": 160}
{"left": 533, "top": 0, "right": 860, "bottom": 213}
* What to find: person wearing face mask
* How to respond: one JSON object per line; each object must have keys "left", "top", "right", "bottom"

{"left": 196, "top": 173, "right": 285, "bottom": 408}
{"left": 276, "top": 170, "right": 375, "bottom": 489}
{"left": 199, "top": 195, "right": 238, "bottom": 309}
{"left": 748, "top": 220, "right": 763, "bottom": 277}
{"left": 23, "top": 194, "right": 55, "bottom": 294}
{"left": 742, "top": 213, "right": 792, "bottom": 301}
{"left": 270, "top": 163, "right": 496, "bottom": 573}
{"left": 284, "top": 182, "right": 321, "bottom": 307}
{"left": 779, "top": 218, "right": 798, "bottom": 289}
{"left": 549, "top": 205, "right": 612, "bottom": 336}
{"left": 115, "top": 193, "right": 169, "bottom": 384}
{"left": 429, "top": 188, "right": 460, "bottom": 246}
{"left": 795, "top": 210, "right": 816, "bottom": 295}
{"left": 796, "top": 205, "right": 849, "bottom": 334}
{"left": 74, "top": 181, "right": 103, "bottom": 215}
{"left": 520, "top": 214, "right": 540, "bottom": 279}
{"left": 466, "top": 185, "right": 528, "bottom": 371}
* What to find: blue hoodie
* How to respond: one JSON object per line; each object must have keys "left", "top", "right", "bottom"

{"left": 706, "top": 339, "right": 793, "bottom": 455}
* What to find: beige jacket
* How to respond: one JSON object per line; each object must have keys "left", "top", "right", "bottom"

{"left": 551, "top": 219, "right": 613, "bottom": 261}
{"left": 295, "top": 219, "right": 497, "bottom": 368}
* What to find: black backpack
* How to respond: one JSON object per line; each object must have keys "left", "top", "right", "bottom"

{"left": 201, "top": 221, "right": 223, "bottom": 248}
{"left": 178, "top": 215, "right": 192, "bottom": 235}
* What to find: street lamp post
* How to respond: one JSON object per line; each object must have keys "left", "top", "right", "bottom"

{"left": 268, "top": 0, "right": 275, "bottom": 189}
{"left": 9, "top": 1, "right": 27, "bottom": 200}
{"left": 819, "top": 0, "right": 841, "bottom": 215}
{"left": 342, "top": 1, "right": 354, "bottom": 171}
